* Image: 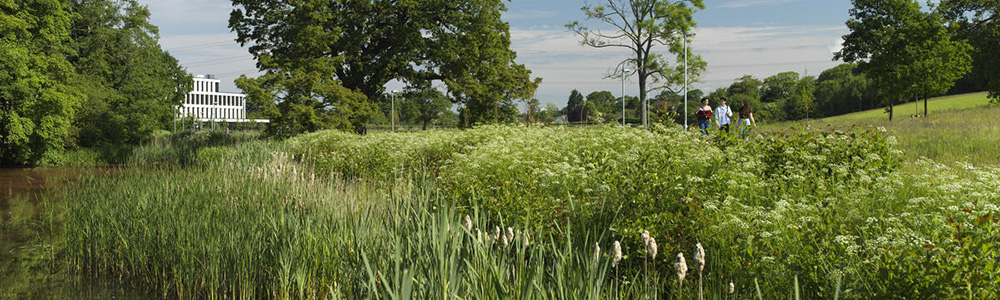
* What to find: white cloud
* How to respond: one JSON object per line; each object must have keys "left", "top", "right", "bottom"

{"left": 718, "top": 0, "right": 798, "bottom": 8}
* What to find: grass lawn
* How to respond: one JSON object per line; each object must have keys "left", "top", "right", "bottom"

{"left": 762, "top": 92, "right": 1000, "bottom": 165}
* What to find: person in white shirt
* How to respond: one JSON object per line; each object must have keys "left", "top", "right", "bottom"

{"left": 714, "top": 98, "right": 733, "bottom": 133}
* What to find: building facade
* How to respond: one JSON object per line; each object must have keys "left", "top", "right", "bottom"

{"left": 176, "top": 75, "right": 267, "bottom": 123}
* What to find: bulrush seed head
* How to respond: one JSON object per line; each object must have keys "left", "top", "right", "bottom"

{"left": 493, "top": 226, "right": 501, "bottom": 245}
{"left": 464, "top": 215, "right": 473, "bottom": 232}
{"left": 729, "top": 281, "right": 735, "bottom": 294}
{"left": 594, "top": 242, "right": 601, "bottom": 265}
{"left": 648, "top": 237, "right": 658, "bottom": 259}
{"left": 475, "top": 228, "right": 482, "bottom": 244}
{"left": 694, "top": 242, "right": 705, "bottom": 272}
{"left": 641, "top": 230, "right": 650, "bottom": 247}
{"left": 675, "top": 252, "right": 688, "bottom": 282}
{"left": 612, "top": 241, "right": 622, "bottom": 267}
{"left": 506, "top": 227, "right": 514, "bottom": 243}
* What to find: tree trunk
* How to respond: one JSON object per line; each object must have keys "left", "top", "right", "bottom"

{"left": 639, "top": 75, "right": 648, "bottom": 127}
{"left": 889, "top": 99, "right": 894, "bottom": 121}
{"left": 923, "top": 91, "right": 928, "bottom": 117}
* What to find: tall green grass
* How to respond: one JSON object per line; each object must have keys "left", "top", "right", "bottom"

{"left": 52, "top": 126, "right": 1000, "bottom": 299}
{"left": 764, "top": 92, "right": 1000, "bottom": 165}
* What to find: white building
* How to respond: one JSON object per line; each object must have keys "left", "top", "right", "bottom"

{"left": 176, "top": 75, "right": 268, "bottom": 124}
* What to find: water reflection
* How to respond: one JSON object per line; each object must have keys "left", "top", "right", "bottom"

{"left": 0, "top": 168, "right": 154, "bottom": 299}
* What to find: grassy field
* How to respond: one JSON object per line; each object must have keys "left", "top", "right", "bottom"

{"left": 34, "top": 125, "right": 1000, "bottom": 299}
{"left": 763, "top": 92, "right": 1000, "bottom": 165}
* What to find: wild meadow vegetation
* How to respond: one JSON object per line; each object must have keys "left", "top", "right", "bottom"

{"left": 764, "top": 93, "right": 1000, "bottom": 165}
{"left": 39, "top": 124, "right": 999, "bottom": 299}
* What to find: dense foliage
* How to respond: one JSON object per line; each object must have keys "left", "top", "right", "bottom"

{"left": 68, "top": 0, "right": 191, "bottom": 146}
{"left": 53, "top": 125, "right": 1000, "bottom": 299}
{"left": 230, "top": 0, "right": 539, "bottom": 134}
{"left": 0, "top": 0, "right": 80, "bottom": 166}
{"left": 0, "top": 0, "right": 188, "bottom": 166}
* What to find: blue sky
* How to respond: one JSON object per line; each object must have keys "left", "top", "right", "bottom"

{"left": 137, "top": 0, "right": 854, "bottom": 108}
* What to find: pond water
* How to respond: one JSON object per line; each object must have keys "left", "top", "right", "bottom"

{"left": 0, "top": 168, "right": 154, "bottom": 299}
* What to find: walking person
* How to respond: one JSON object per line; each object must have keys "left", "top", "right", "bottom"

{"left": 695, "top": 98, "right": 714, "bottom": 136}
{"left": 715, "top": 98, "right": 733, "bottom": 134}
{"left": 737, "top": 100, "right": 757, "bottom": 140}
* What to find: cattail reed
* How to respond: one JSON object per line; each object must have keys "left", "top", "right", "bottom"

{"left": 648, "top": 237, "right": 658, "bottom": 259}
{"left": 695, "top": 242, "right": 705, "bottom": 300}
{"left": 594, "top": 242, "right": 601, "bottom": 267}
{"left": 675, "top": 252, "right": 688, "bottom": 282}
{"left": 612, "top": 241, "right": 622, "bottom": 267}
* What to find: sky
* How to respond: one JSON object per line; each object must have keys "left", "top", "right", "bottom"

{"left": 137, "top": 0, "right": 854, "bottom": 108}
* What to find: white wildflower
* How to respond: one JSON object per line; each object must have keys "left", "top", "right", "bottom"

{"left": 729, "top": 281, "right": 735, "bottom": 294}
{"left": 641, "top": 230, "right": 650, "bottom": 247}
{"left": 464, "top": 215, "right": 473, "bottom": 232}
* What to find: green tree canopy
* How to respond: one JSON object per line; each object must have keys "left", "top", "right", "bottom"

{"left": 835, "top": 0, "right": 971, "bottom": 120}
{"left": 1, "top": 0, "right": 81, "bottom": 166}
{"left": 230, "top": 0, "right": 539, "bottom": 133}
{"left": 67, "top": 0, "right": 190, "bottom": 146}
{"left": 940, "top": 0, "right": 998, "bottom": 103}
{"left": 567, "top": 0, "right": 707, "bottom": 127}
{"left": 814, "top": 63, "right": 876, "bottom": 117}
{"left": 563, "top": 90, "right": 584, "bottom": 115}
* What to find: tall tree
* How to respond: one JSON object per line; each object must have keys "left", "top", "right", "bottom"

{"left": 940, "top": 0, "right": 1000, "bottom": 104}
{"left": 1, "top": 0, "right": 81, "bottom": 165}
{"left": 563, "top": 90, "right": 584, "bottom": 115}
{"left": 230, "top": 0, "right": 538, "bottom": 133}
{"left": 835, "top": 0, "right": 971, "bottom": 120}
{"left": 67, "top": 0, "right": 191, "bottom": 146}
{"left": 567, "top": 0, "right": 706, "bottom": 128}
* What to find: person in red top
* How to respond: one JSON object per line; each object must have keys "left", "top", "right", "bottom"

{"left": 695, "top": 98, "right": 714, "bottom": 136}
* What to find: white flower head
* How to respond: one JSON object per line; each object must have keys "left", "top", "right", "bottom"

{"left": 475, "top": 228, "right": 482, "bottom": 244}
{"left": 506, "top": 227, "right": 514, "bottom": 244}
{"left": 464, "top": 215, "right": 473, "bottom": 232}
{"left": 694, "top": 242, "right": 706, "bottom": 272}
{"left": 612, "top": 241, "right": 623, "bottom": 267}
{"left": 641, "top": 230, "right": 650, "bottom": 247}
{"left": 675, "top": 253, "right": 688, "bottom": 282}
{"left": 729, "top": 281, "right": 735, "bottom": 294}
{"left": 648, "top": 237, "right": 658, "bottom": 259}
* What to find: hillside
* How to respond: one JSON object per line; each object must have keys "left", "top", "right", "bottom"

{"left": 762, "top": 92, "right": 1000, "bottom": 165}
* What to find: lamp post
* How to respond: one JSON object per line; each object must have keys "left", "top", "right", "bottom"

{"left": 683, "top": 31, "right": 693, "bottom": 131}
{"left": 622, "top": 68, "right": 630, "bottom": 126}
{"left": 391, "top": 90, "right": 398, "bottom": 132}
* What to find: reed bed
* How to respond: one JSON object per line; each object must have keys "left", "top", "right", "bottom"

{"left": 51, "top": 125, "right": 1000, "bottom": 299}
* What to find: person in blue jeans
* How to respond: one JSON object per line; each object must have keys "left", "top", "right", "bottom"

{"left": 715, "top": 98, "right": 733, "bottom": 134}
{"left": 737, "top": 100, "right": 757, "bottom": 140}
{"left": 695, "top": 98, "right": 713, "bottom": 136}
